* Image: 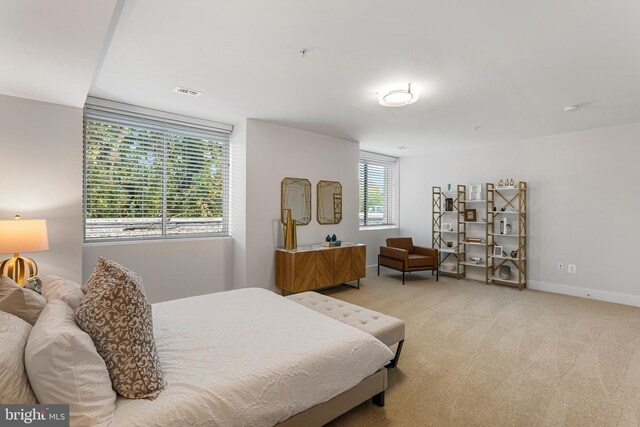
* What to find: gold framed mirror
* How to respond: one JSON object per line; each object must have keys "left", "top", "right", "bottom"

{"left": 317, "top": 180, "right": 342, "bottom": 224}
{"left": 281, "top": 178, "right": 311, "bottom": 225}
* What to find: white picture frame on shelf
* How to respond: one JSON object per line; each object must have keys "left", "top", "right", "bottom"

{"left": 468, "top": 183, "right": 482, "bottom": 201}
{"left": 493, "top": 246, "right": 503, "bottom": 257}
{"left": 443, "top": 222, "right": 453, "bottom": 231}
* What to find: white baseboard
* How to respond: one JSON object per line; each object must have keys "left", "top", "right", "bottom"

{"left": 528, "top": 280, "right": 640, "bottom": 308}
{"left": 366, "top": 264, "right": 640, "bottom": 308}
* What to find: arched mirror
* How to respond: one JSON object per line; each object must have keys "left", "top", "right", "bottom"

{"left": 317, "top": 180, "right": 342, "bottom": 224}
{"left": 281, "top": 178, "right": 311, "bottom": 225}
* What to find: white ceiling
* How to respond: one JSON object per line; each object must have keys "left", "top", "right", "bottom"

{"left": 0, "top": 0, "right": 117, "bottom": 107}
{"left": 5, "top": 1, "right": 640, "bottom": 155}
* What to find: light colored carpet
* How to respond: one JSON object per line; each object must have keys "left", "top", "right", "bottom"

{"left": 325, "top": 267, "right": 640, "bottom": 426}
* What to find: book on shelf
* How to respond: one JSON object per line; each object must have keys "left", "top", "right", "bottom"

{"left": 321, "top": 241, "right": 342, "bottom": 247}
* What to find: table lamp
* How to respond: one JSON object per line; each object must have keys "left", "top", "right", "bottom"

{"left": 0, "top": 215, "right": 49, "bottom": 286}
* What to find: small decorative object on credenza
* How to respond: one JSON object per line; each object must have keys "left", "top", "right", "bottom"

{"left": 464, "top": 208, "right": 477, "bottom": 222}
{"left": 0, "top": 215, "right": 49, "bottom": 286}
{"left": 499, "top": 265, "right": 512, "bottom": 280}
{"left": 322, "top": 234, "right": 341, "bottom": 247}
{"left": 283, "top": 209, "right": 297, "bottom": 250}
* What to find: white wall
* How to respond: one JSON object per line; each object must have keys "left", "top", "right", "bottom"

{"left": 400, "top": 122, "right": 640, "bottom": 306}
{"left": 230, "top": 119, "right": 247, "bottom": 289}
{"left": 0, "top": 95, "right": 83, "bottom": 282}
{"left": 83, "top": 238, "right": 234, "bottom": 303}
{"left": 241, "top": 120, "right": 397, "bottom": 289}
{"left": 0, "top": 93, "right": 395, "bottom": 299}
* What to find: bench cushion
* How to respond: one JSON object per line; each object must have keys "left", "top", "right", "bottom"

{"left": 286, "top": 292, "right": 405, "bottom": 348}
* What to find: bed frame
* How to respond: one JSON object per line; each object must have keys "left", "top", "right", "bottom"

{"left": 277, "top": 368, "right": 387, "bottom": 426}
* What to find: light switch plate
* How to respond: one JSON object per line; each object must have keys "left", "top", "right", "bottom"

{"left": 568, "top": 264, "right": 576, "bottom": 274}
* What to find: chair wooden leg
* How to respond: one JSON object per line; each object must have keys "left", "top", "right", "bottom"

{"left": 377, "top": 255, "right": 380, "bottom": 276}
{"left": 402, "top": 271, "right": 405, "bottom": 284}
{"left": 436, "top": 268, "right": 439, "bottom": 281}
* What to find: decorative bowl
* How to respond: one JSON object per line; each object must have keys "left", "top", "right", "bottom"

{"left": 469, "top": 257, "right": 482, "bottom": 264}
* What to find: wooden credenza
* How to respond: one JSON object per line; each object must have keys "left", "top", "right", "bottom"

{"left": 275, "top": 243, "right": 366, "bottom": 295}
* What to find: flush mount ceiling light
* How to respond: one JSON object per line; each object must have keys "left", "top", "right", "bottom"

{"left": 563, "top": 105, "right": 579, "bottom": 112}
{"left": 378, "top": 83, "right": 419, "bottom": 107}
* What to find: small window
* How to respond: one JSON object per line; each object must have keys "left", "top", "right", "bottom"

{"left": 83, "top": 98, "right": 232, "bottom": 242}
{"left": 359, "top": 151, "right": 398, "bottom": 227}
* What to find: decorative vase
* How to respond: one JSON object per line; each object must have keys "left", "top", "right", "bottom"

{"left": 510, "top": 250, "right": 518, "bottom": 258}
{"left": 331, "top": 234, "right": 337, "bottom": 242}
{"left": 325, "top": 235, "right": 331, "bottom": 242}
{"left": 284, "top": 209, "right": 297, "bottom": 250}
{"left": 499, "top": 265, "right": 512, "bottom": 280}
{"left": 509, "top": 178, "right": 514, "bottom": 186}
{"left": 498, "top": 179, "right": 503, "bottom": 186}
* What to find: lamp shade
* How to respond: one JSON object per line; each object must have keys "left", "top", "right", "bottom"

{"left": 0, "top": 219, "right": 49, "bottom": 253}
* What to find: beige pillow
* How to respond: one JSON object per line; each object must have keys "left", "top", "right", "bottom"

{"left": 42, "top": 275, "right": 85, "bottom": 309}
{"left": 75, "top": 259, "right": 165, "bottom": 400}
{"left": 0, "top": 311, "right": 37, "bottom": 404}
{"left": 0, "top": 275, "right": 47, "bottom": 325}
{"left": 25, "top": 300, "right": 116, "bottom": 426}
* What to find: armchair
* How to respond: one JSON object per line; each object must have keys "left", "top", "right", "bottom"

{"left": 378, "top": 237, "right": 439, "bottom": 284}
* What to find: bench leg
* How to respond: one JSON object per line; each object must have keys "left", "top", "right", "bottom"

{"left": 377, "top": 255, "right": 380, "bottom": 276}
{"left": 372, "top": 391, "right": 385, "bottom": 407}
{"left": 387, "top": 340, "right": 404, "bottom": 368}
{"left": 436, "top": 268, "right": 439, "bottom": 281}
{"left": 402, "top": 271, "right": 405, "bottom": 285}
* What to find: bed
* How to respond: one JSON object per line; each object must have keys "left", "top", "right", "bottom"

{"left": 109, "top": 288, "right": 394, "bottom": 426}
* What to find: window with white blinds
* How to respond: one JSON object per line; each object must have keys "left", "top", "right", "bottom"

{"left": 83, "top": 98, "right": 232, "bottom": 242}
{"left": 359, "top": 151, "right": 398, "bottom": 227}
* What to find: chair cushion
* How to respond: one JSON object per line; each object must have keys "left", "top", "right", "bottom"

{"left": 42, "top": 275, "right": 85, "bottom": 309}
{"left": 408, "top": 254, "right": 433, "bottom": 268}
{"left": 386, "top": 237, "right": 414, "bottom": 253}
{"left": 26, "top": 300, "right": 117, "bottom": 426}
{"left": 75, "top": 259, "right": 165, "bottom": 400}
{"left": 0, "top": 311, "right": 37, "bottom": 404}
{"left": 0, "top": 275, "right": 47, "bottom": 325}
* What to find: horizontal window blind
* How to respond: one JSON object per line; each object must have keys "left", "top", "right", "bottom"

{"left": 83, "top": 98, "right": 232, "bottom": 242}
{"left": 359, "top": 151, "right": 398, "bottom": 227}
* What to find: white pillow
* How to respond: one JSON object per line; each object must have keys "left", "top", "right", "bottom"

{"left": 42, "top": 275, "right": 85, "bottom": 309}
{"left": 0, "top": 310, "right": 37, "bottom": 404}
{"left": 25, "top": 300, "right": 116, "bottom": 427}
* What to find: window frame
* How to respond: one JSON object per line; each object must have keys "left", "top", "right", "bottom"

{"left": 359, "top": 151, "right": 399, "bottom": 229}
{"left": 82, "top": 97, "right": 232, "bottom": 243}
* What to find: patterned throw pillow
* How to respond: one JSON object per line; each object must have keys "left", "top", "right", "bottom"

{"left": 82, "top": 257, "right": 146, "bottom": 297}
{"left": 75, "top": 258, "right": 165, "bottom": 400}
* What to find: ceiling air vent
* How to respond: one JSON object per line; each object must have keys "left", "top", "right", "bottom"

{"left": 174, "top": 86, "right": 202, "bottom": 97}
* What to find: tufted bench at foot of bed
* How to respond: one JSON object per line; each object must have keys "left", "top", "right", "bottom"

{"left": 286, "top": 291, "right": 405, "bottom": 368}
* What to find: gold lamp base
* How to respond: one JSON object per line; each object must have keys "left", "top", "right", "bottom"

{"left": 0, "top": 253, "right": 38, "bottom": 286}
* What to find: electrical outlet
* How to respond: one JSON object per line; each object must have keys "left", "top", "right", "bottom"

{"left": 568, "top": 264, "right": 576, "bottom": 274}
{"left": 557, "top": 263, "right": 564, "bottom": 272}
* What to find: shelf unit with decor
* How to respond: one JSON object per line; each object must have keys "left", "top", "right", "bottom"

{"left": 459, "top": 183, "right": 492, "bottom": 283}
{"left": 488, "top": 181, "right": 527, "bottom": 290}
{"left": 432, "top": 186, "right": 464, "bottom": 278}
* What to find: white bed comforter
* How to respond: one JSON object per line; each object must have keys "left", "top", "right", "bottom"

{"left": 109, "top": 288, "right": 393, "bottom": 427}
